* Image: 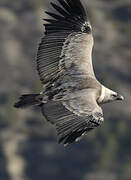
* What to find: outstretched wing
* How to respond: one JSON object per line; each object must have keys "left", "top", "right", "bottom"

{"left": 41, "top": 91, "right": 104, "bottom": 146}
{"left": 37, "top": 0, "right": 95, "bottom": 86}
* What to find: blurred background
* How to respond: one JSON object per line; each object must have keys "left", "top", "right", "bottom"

{"left": 0, "top": 0, "right": 131, "bottom": 180}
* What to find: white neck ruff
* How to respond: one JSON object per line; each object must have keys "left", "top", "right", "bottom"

{"left": 98, "top": 85, "right": 105, "bottom": 103}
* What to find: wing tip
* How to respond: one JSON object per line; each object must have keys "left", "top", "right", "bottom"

{"left": 44, "top": 0, "right": 91, "bottom": 34}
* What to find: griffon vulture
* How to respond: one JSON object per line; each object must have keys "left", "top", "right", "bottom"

{"left": 14, "top": 0, "right": 124, "bottom": 146}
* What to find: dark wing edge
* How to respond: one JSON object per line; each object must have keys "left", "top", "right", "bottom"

{"left": 41, "top": 101, "right": 104, "bottom": 146}
{"left": 44, "top": 0, "right": 91, "bottom": 34}
{"left": 37, "top": 0, "right": 92, "bottom": 85}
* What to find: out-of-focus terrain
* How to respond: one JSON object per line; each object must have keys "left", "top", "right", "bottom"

{"left": 0, "top": 0, "right": 131, "bottom": 180}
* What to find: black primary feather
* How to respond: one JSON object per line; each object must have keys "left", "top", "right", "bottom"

{"left": 44, "top": 0, "right": 91, "bottom": 34}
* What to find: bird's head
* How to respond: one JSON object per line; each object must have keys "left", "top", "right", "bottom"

{"left": 98, "top": 85, "right": 124, "bottom": 104}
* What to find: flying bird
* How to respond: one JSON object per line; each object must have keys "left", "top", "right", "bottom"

{"left": 14, "top": 0, "right": 124, "bottom": 146}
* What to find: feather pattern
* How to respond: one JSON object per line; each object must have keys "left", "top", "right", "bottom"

{"left": 41, "top": 90, "right": 104, "bottom": 145}
{"left": 36, "top": 0, "right": 92, "bottom": 85}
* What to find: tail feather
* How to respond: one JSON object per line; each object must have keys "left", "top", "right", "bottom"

{"left": 14, "top": 94, "right": 41, "bottom": 108}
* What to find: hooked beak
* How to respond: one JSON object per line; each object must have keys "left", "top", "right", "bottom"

{"left": 117, "top": 94, "right": 124, "bottom": 101}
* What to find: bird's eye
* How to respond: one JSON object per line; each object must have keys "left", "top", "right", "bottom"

{"left": 112, "top": 94, "right": 117, "bottom": 97}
